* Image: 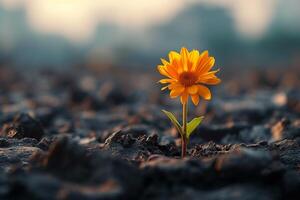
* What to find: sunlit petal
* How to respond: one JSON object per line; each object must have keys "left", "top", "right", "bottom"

{"left": 198, "top": 57, "right": 215, "bottom": 74}
{"left": 168, "top": 82, "right": 182, "bottom": 90}
{"left": 168, "top": 51, "right": 181, "bottom": 62}
{"left": 157, "top": 65, "right": 172, "bottom": 78}
{"left": 187, "top": 85, "right": 198, "bottom": 95}
{"left": 197, "top": 69, "right": 220, "bottom": 82}
{"left": 197, "top": 85, "right": 211, "bottom": 100}
{"left": 180, "top": 47, "right": 189, "bottom": 71}
{"left": 180, "top": 91, "right": 189, "bottom": 104}
{"left": 191, "top": 95, "right": 199, "bottom": 105}
{"left": 165, "top": 65, "right": 179, "bottom": 79}
{"left": 160, "top": 58, "right": 169, "bottom": 66}
{"left": 170, "top": 86, "right": 185, "bottom": 98}
{"left": 190, "top": 50, "right": 200, "bottom": 71}
{"left": 195, "top": 50, "right": 209, "bottom": 71}
{"left": 158, "top": 78, "right": 174, "bottom": 84}
{"left": 161, "top": 85, "right": 169, "bottom": 90}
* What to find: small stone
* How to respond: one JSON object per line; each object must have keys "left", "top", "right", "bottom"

{"left": 272, "top": 92, "right": 287, "bottom": 107}
{"left": 37, "top": 137, "right": 53, "bottom": 151}
{"left": 2, "top": 113, "right": 44, "bottom": 140}
{"left": 145, "top": 134, "right": 159, "bottom": 146}
{"left": 0, "top": 138, "right": 10, "bottom": 148}
{"left": 271, "top": 118, "right": 290, "bottom": 141}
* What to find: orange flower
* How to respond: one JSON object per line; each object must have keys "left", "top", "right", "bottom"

{"left": 158, "top": 47, "right": 221, "bottom": 105}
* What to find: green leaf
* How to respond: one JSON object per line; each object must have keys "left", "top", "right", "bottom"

{"left": 186, "top": 116, "right": 204, "bottom": 138}
{"left": 162, "top": 110, "right": 183, "bottom": 135}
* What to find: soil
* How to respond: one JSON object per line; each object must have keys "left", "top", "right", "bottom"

{"left": 0, "top": 66, "right": 299, "bottom": 200}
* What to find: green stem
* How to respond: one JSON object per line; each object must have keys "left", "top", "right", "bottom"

{"left": 181, "top": 102, "right": 188, "bottom": 158}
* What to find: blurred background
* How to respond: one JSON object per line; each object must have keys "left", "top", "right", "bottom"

{"left": 1, "top": 0, "right": 300, "bottom": 72}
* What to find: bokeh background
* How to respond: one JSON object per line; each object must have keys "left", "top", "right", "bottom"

{"left": 1, "top": 0, "right": 300, "bottom": 72}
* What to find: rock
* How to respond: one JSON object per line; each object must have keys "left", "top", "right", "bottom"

{"left": 32, "top": 136, "right": 94, "bottom": 182}
{"left": 79, "top": 113, "right": 126, "bottom": 132}
{"left": 271, "top": 118, "right": 290, "bottom": 141}
{"left": 8, "top": 173, "right": 122, "bottom": 200}
{"left": 34, "top": 107, "right": 61, "bottom": 128}
{"left": 53, "top": 118, "right": 75, "bottom": 134}
{"left": 159, "top": 135, "right": 176, "bottom": 146}
{"left": 269, "top": 139, "right": 300, "bottom": 169}
{"left": 163, "top": 184, "right": 278, "bottom": 200}
{"left": 7, "top": 173, "right": 62, "bottom": 200}
{"left": 0, "top": 138, "right": 38, "bottom": 148}
{"left": 121, "top": 125, "right": 156, "bottom": 137}
{"left": 0, "top": 139, "right": 10, "bottom": 148}
{"left": 68, "top": 87, "right": 102, "bottom": 111}
{"left": 282, "top": 171, "right": 300, "bottom": 199}
{"left": 194, "top": 123, "right": 251, "bottom": 143}
{"left": 278, "top": 149, "right": 300, "bottom": 169}
{"left": 58, "top": 179, "right": 122, "bottom": 200}
{"left": 213, "top": 147, "right": 283, "bottom": 181}
{"left": 141, "top": 156, "right": 208, "bottom": 184}
{"left": 104, "top": 130, "right": 136, "bottom": 150}
{"left": 222, "top": 125, "right": 270, "bottom": 144}
{"left": 99, "top": 82, "right": 131, "bottom": 105}
{"left": 239, "top": 126, "right": 270, "bottom": 143}
{"left": 285, "top": 90, "right": 300, "bottom": 113}
{"left": 104, "top": 129, "right": 178, "bottom": 161}
{"left": 190, "top": 141, "right": 232, "bottom": 158}
{"left": 1, "top": 113, "right": 44, "bottom": 140}
{"left": 0, "top": 146, "right": 42, "bottom": 170}
{"left": 30, "top": 136, "right": 143, "bottom": 199}
{"left": 210, "top": 91, "right": 277, "bottom": 123}
{"left": 0, "top": 172, "right": 9, "bottom": 198}
{"left": 37, "top": 137, "right": 54, "bottom": 151}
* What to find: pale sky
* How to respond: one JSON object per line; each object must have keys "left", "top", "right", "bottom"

{"left": 0, "top": 0, "right": 276, "bottom": 42}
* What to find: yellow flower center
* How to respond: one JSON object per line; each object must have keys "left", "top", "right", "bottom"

{"left": 179, "top": 72, "right": 197, "bottom": 87}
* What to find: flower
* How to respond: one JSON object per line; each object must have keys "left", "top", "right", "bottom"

{"left": 158, "top": 47, "right": 221, "bottom": 105}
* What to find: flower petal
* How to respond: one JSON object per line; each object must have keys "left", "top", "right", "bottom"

{"left": 191, "top": 95, "right": 199, "bottom": 105}
{"left": 187, "top": 85, "right": 198, "bottom": 95}
{"left": 180, "top": 91, "right": 189, "bottom": 104}
{"left": 196, "top": 57, "right": 215, "bottom": 75}
{"left": 202, "top": 69, "right": 220, "bottom": 76}
{"left": 158, "top": 79, "right": 174, "bottom": 84}
{"left": 197, "top": 69, "right": 221, "bottom": 85}
{"left": 195, "top": 50, "right": 209, "bottom": 71}
{"left": 201, "top": 57, "right": 215, "bottom": 73}
{"left": 160, "top": 58, "right": 169, "bottom": 66}
{"left": 168, "top": 51, "right": 181, "bottom": 62}
{"left": 197, "top": 69, "right": 219, "bottom": 79}
{"left": 189, "top": 50, "right": 199, "bottom": 61}
{"left": 197, "top": 85, "right": 211, "bottom": 100}
{"left": 190, "top": 50, "right": 200, "bottom": 71}
{"left": 174, "top": 59, "right": 183, "bottom": 74}
{"left": 170, "top": 86, "right": 185, "bottom": 98}
{"left": 161, "top": 85, "right": 169, "bottom": 90}
{"left": 165, "top": 65, "right": 179, "bottom": 79}
{"left": 157, "top": 65, "right": 172, "bottom": 78}
{"left": 168, "top": 82, "right": 182, "bottom": 90}
{"left": 201, "top": 77, "right": 221, "bottom": 85}
{"left": 180, "top": 47, "right": 189, "bottom": 71}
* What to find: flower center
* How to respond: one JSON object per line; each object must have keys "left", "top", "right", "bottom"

{"left": 179, "top": 72, "right": 197, "bottom": 87}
